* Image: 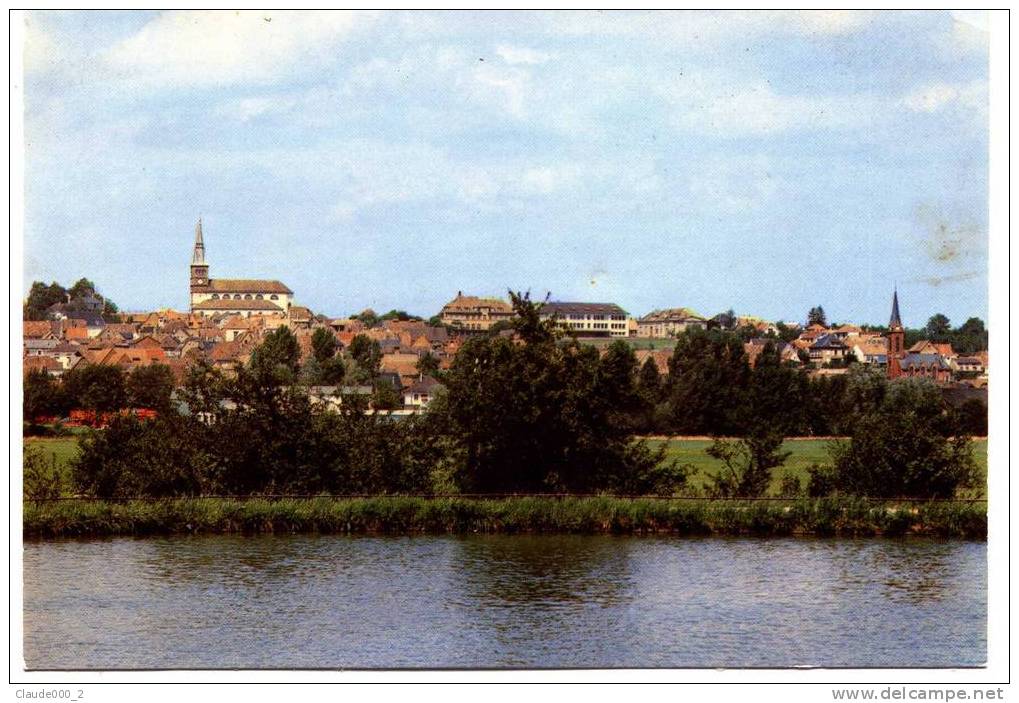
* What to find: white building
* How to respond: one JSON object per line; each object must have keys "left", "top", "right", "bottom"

{"left": 539, "top": 302, "right": 629, "bottom": 338}
{"left": 189, "top": 219, "right": 295, "bottom": 317}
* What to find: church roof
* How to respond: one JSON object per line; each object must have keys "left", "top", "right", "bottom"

{"left": 193, "top": 299, "right": 284, "bottom": 312}
{"left": 889, "top": 290, "right": 902, "bottom": 328}
{"left": 208, "top": 279, "right": 293, "bottom": 294}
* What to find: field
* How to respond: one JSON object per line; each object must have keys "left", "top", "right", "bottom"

{"left": 24, "top": 435, "right": 988, "bottom": 499}
{"left": 649, "top": 437, "right": 988, "bottom": 497}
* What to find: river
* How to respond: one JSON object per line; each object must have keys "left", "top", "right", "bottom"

{"left": 23, "top": 535, "right": 985, "bottom": 669}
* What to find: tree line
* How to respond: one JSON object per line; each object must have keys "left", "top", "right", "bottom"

{"left": 27, "top": 293, "right": 981, "bottom": 501}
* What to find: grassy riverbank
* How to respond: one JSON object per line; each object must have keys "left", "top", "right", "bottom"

{"left": 23, "top": 496, "right": 986, "bottom": 540}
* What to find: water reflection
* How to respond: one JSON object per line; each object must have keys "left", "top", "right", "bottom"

{"left": 23, "top": 535, "right": 986, "bottom": 669}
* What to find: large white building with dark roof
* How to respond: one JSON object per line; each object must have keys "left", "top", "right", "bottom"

{"left": 188, "top": 219, "right": 295, "bottom": 317}
{"left": 539, "top": 301, "right": 629, "bottom": 337}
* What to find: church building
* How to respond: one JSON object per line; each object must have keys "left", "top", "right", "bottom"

{"left": 189, "top": 219, "right": 294, "bottom": 317}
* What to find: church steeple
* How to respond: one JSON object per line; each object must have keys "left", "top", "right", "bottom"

{"left": 887, "top": 289, "right": 905, "bottom": 380}
{"left": 192, "top": 217, "right": 206, "bottom": 265}
{"left": 190, "top": 218, "right": 210, "bottom": 298}
{"left": 889, "top": 288, "right": 902, "bottom": 329}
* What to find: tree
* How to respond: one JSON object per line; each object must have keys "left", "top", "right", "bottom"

{"left": 24, "top": 369, "right": 66, "bottom": 420}
{"left": 740, "top": 341, "right": 811, "bottom": 435}
{"left": 68, "top": 278, "right": 97, "bottom": 299}
{"left": 430, "top": 290, "right": 672, "bottom": 494}
{"left": 348, "top": 334, "right": 382, "bottom": 377}
{"left": 807, "top": 306, "right": 827, "bottom": 327}
{"left": 306, "top": 327, "right": 346, "bottom": 385}
{"left": 311, "top": 328, "right": 338, "bottom": 364}
{"left": 127, "top": 364, "right": 176, "bottom": 412}
{"left": 705, "top": 428, "right": 790, "bottom": 498}
{"left": 380, "top": 309, "right": 422, "bottom": 322}
{"left": 951, "top": 317, "right": 987, "bottom": 354}
{"left": 24, "top": 281, "right": 67, "bottom": 320}
{"left": 710, "top": 309, "right": 736, "bottom": 330}
{"left": 924, "top": 313, "right": 951, "bottom": 341}
{"left": 666, "top": 328, "right": 750, "bottom": 435}
{"left": 416, "top": 351, "right": 440, "bottom": 377}
{"left": 352, "top": 309, "right": 379, "bottom": 327}
{"left": 371, "top": 381, "right": 402, "bottom": 411}
{"left": 955, "top": 399, "right": 988, "bottom": 437}
{"left": 823, "top": 378, "right": 976, "bottom": 498}
{"left": 248, "top": 326, "right": 301, "bottom": 384}
{"left": 62, "top": 364, "right": 127, "bottom": 412}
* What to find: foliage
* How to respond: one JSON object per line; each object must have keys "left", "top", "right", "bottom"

{"left": 666, "top": 327, "right": 749, "bottom": 435}
{"left": 807, "top": 305, "right": 827, "bottom": 327}
{"left": 24, "top": 369, "right": 67, "bottom": 419}
{"left": 24, "top": 277, "right": 119, "bottom": 321}
{"left": 23, "top": 496, "right": 987, "bottom": 540}
{"left": 704, "top": 429, "right": 791, "bottom": 498}
{"left": 348, "top": 334, "right": 382, "bottom": 377}
{"left": 310, "top": 327, "right": 338, "bottom": 363}
{"left": 955, "top": 399, "right": 988, "bottom": 436}
{"left": 430, "top": 291, "right": 670, "bottom": 494}
{"left": 126, "top": 364, "right": 175, "bottom": 412}
{"left": 924, "top": 313, "right": 951, "bottom": 340}
{"left": 248, "top": 326, "right": 301, "bottom": 384}
{"left": 62, "top": 364, "right": 127, "bottom": 412}
{"left": 23, "top": 445, "right": 63, "bottom": 501}
{"left": 416, "top": 351, "right": 440, "bottom": 377}
{"left": 822, "top": 379, "right": 976, "bottom": 499}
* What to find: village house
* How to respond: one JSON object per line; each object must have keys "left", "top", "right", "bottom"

{"left": 636, "top": 308, "right": 707, "bottom": 338}
{"left": 808, "top": 333, "right": 850, "bottom": 365}
{"left": 439, "top": 292, "right": 515, "bottom": 333}
{"left": 403, "top": 376, "right": 443, "bottom": 410}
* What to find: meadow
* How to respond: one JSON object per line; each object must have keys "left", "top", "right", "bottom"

{"left": 650, "top": 437, "right": 988, "bottom": 497}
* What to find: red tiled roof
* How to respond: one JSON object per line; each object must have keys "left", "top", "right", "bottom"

{"left": 206, "top": 279, "right": 293, "bottom": 294}
{"left": 193, "top": 299, "right": 284, "bottom": 312}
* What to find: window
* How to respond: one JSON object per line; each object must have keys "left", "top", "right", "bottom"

{"left": 244, "top": 294, "right": 253, "bottom": 300}
{"left": 211, "top": 294, "right": 219, "bottom": 300}
{"left": 270, "top": 294, "right": 279, "bottom": 300}
{"left": 256, "top": 294, "right": 263, "bottom": 300}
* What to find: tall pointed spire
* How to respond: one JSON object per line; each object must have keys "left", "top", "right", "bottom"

{"left": 192, "top": 217, "right": 205, "bottom": 265}
{"left": 889, "top": 288, "right": 902, "bottom": 329}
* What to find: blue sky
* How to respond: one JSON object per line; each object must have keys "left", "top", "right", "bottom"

{"left": 22, "top": 10, "right": 989, "bottom": 327}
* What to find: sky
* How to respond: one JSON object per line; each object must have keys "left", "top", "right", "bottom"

{"left": 21, "top": 10, "right": 990, "bottom": 327}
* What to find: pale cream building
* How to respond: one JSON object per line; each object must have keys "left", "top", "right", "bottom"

{"left": 189, "top": 219, "right": 295, "bottom": 317}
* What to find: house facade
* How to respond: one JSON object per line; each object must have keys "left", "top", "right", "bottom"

{"left": 540, "top": 302, "right": 629, "bottom": 337}
{"left": 636, "top": 308, "right": 707, "bottom": 338}
{"left": 439, "top": 292, "right": 514, "bottom": 333}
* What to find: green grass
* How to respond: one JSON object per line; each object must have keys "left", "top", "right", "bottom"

{"left": 649, "top": 438, "right": 988, "bottom": 497}
{"left": 24, "top": 436, "right": 80, "bottom": 495}
{"left": 23, "top": 496, "right": 986, "bottom": 540}
{"left": 582, "top": 337, "right": 678, "bottom": 351}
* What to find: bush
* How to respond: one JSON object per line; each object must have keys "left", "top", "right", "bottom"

{"left": 823, "top": 379, "right": 976, "bottom": 499}
{"left": 705, "top": 429, "right": 790, "bottom": 498}
{"left": 23, "top": 445, "right": 63, "bottom": 501}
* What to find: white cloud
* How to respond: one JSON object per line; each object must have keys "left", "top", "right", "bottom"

{"left": 102, "top": 10, "right": 371, "bottom": 88}
{"left": 901, "top": 81, "right": 987, "bottom": 116}
{"left": 213, "top": 95, "right": 296, "bottom": 121}
{"left": 496, "top": 45, "right": 556, "bottom": 65}
{"left": 656, "top": 74, "right": 865, "bottom": 137}
{"left": 550, "top": 10, "right": 873, "bottom": 43}
{"left": 687, "top": 155, "right": 780, "bottom": 213}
